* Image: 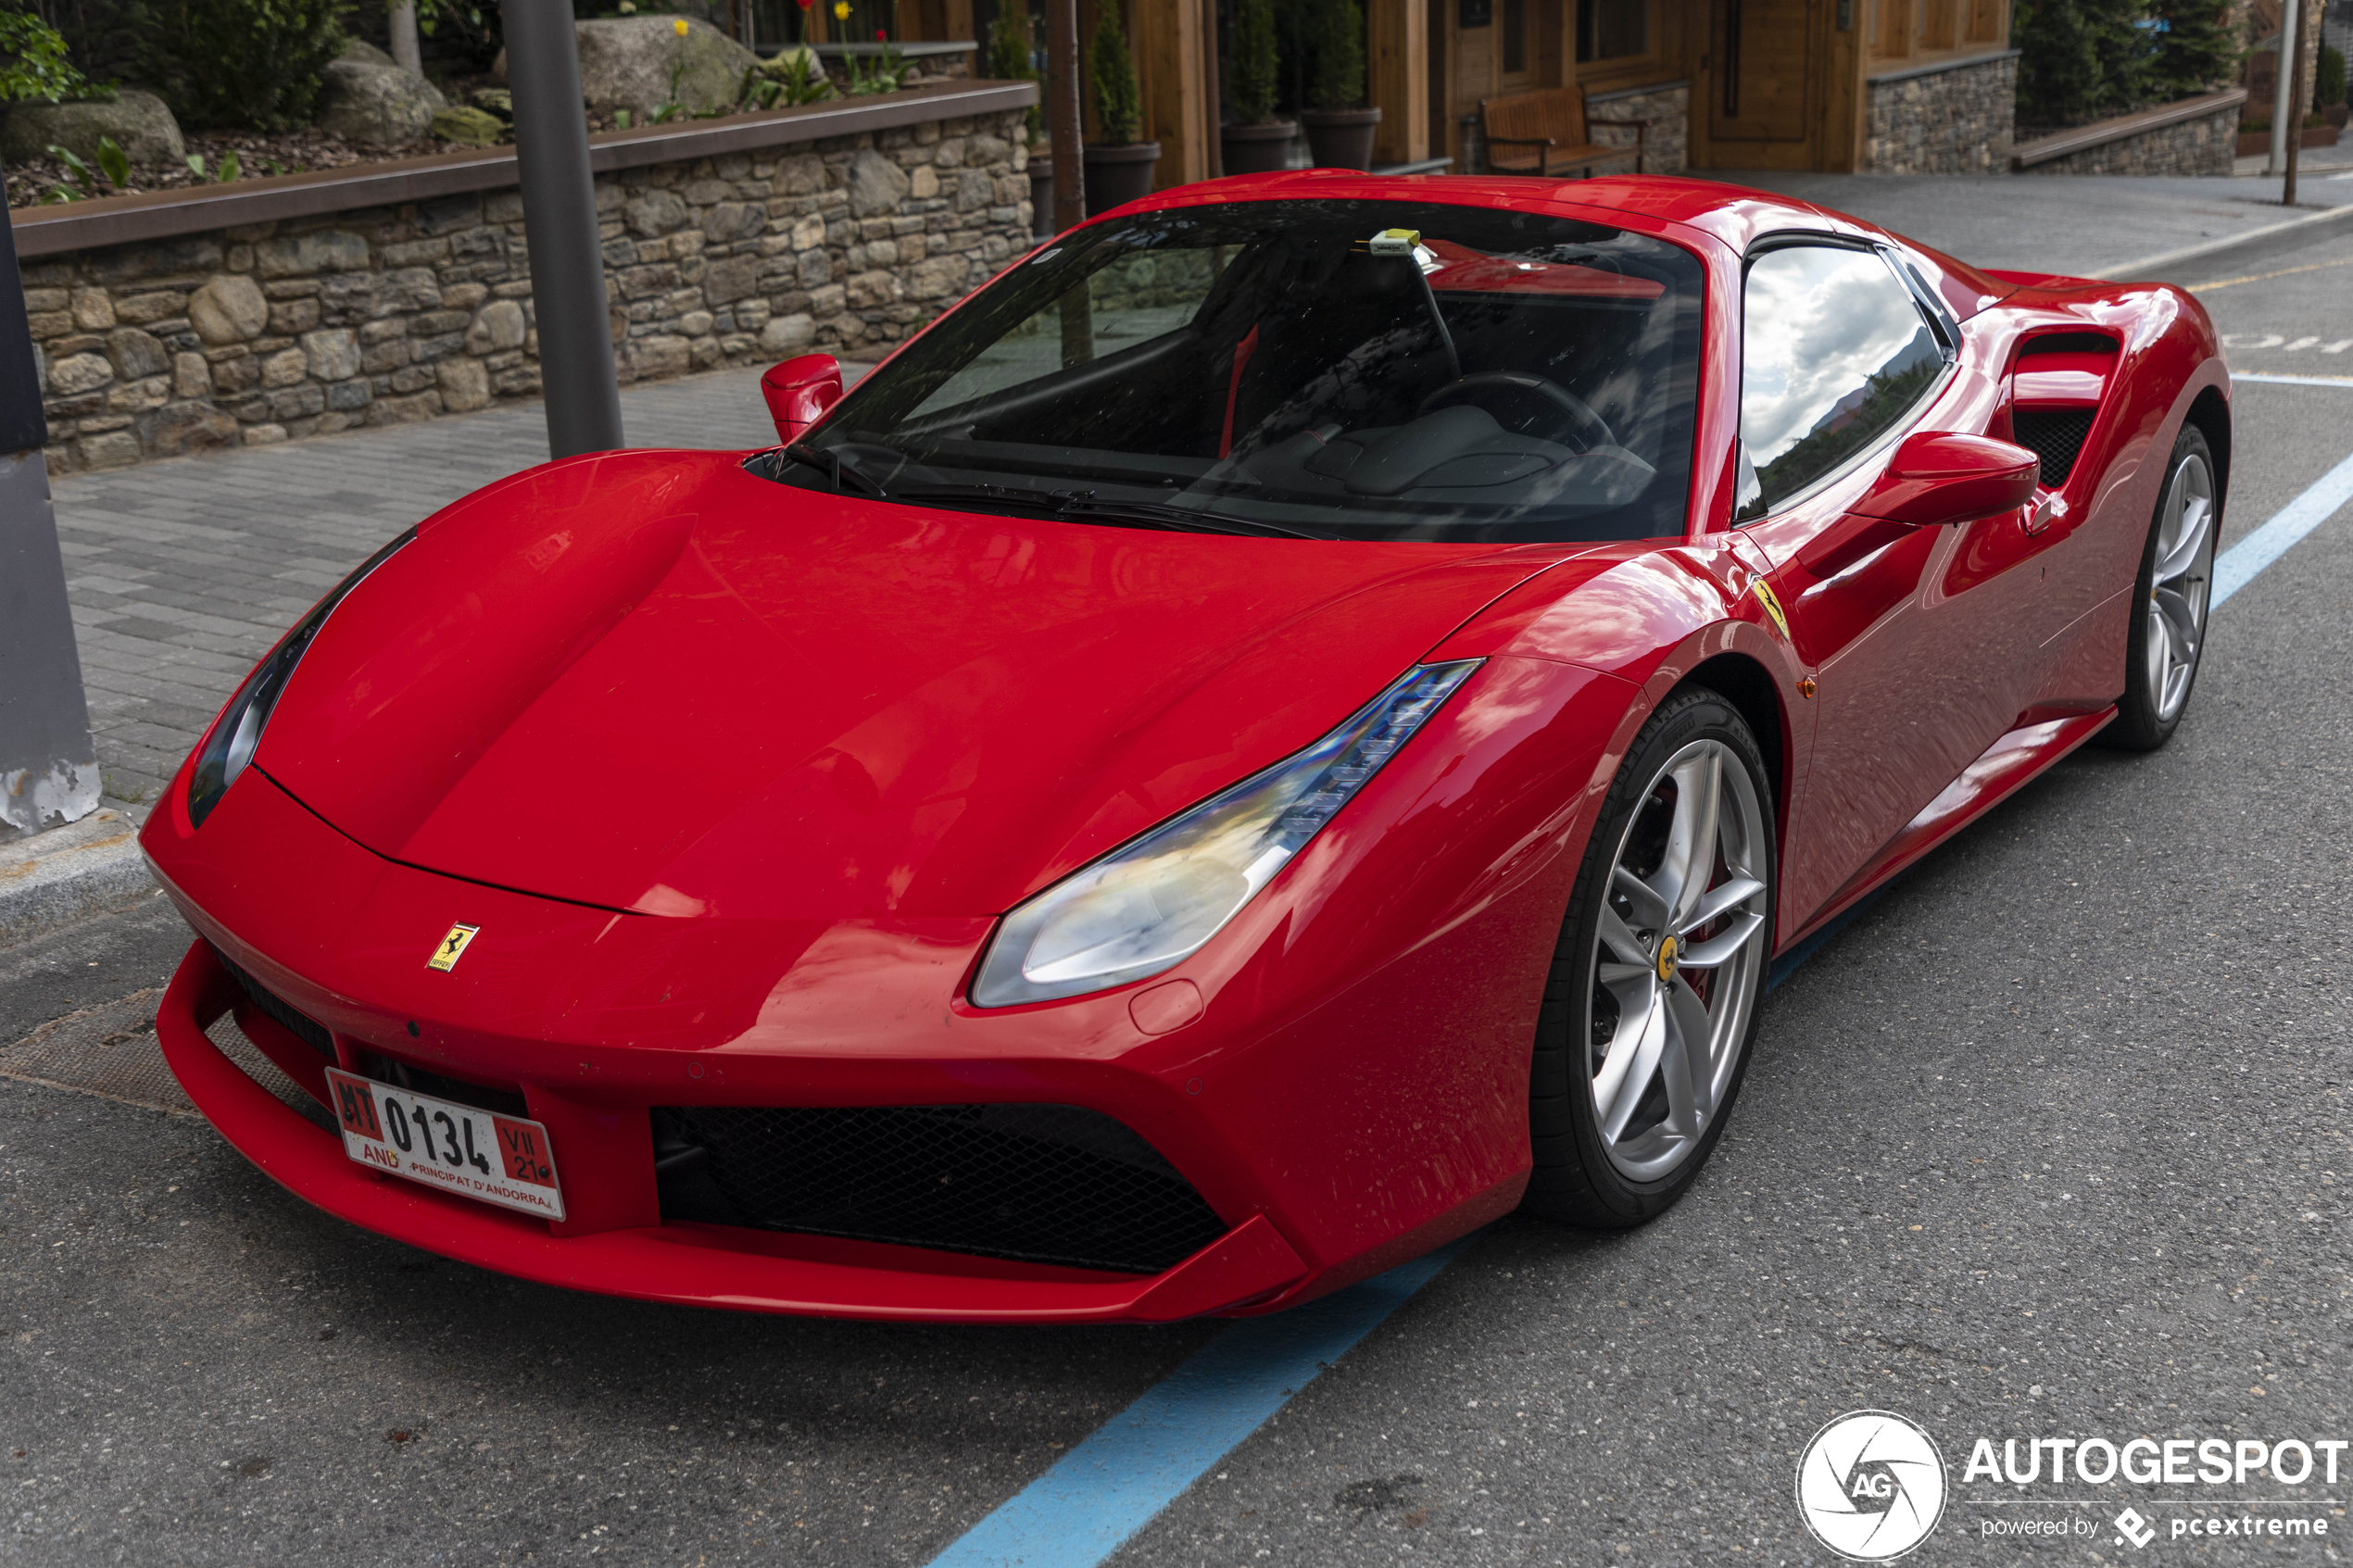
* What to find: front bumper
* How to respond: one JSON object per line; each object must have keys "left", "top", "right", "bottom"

{"left": 142, "top": 762, "right": 1539, "bottom": 1322}
{"left": 157, "top": 938, "right": 1313, "bottom": 1323}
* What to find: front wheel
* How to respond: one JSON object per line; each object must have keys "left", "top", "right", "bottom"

{"left": 1521, "top": 688, "right": 1775, "bottom": 1228}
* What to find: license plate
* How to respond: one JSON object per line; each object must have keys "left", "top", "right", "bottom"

{"left": 324, "top": 1068, "right": 565, "bottom": 1221}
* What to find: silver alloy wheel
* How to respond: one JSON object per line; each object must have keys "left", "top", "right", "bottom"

{"left": 1585, "top": 738, "right": 1771, "bottom": 1183}
{"left": 2147, "top": 448, "right": 2216, "bottom": 722}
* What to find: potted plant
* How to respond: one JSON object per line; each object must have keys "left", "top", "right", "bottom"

{"left": 1299, "top": 0, "right": 1378, "bottom": 170}
{"left": 1082, "top": 0, "right": 1159, "bottom": 212}
{"left": 1222, "top": 0, "right": 1293, "bottom": 175}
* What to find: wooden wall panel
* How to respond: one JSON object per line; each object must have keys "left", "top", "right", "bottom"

{"left": 1372, "top": 0, "right": 1431, "bottom": 164}
{"left": 1130, "top": 0, "right": 1210, "bottom": 185}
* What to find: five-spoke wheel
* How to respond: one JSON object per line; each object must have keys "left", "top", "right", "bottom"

{"left": 1524, "top": 689, "right": 1775, "bottom": 1226}
{"left": 2109, "top": 422, "right": 2221, "bottom": 750}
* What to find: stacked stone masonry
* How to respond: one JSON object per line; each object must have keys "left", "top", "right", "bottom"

{"left": 2015, "top": 103, "right": 2241, "bottom": 176}
{"left": 1866, "top": 55, "right": 2018, "bottom": 174}
{"left": 23, "top": 108, "right": 1032, "bottom": 474}
{"left": 1588, "top": 84, "right": 1690, "bottom": 177}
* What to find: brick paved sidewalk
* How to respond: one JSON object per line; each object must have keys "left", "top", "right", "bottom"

{"left": 55, "top": 364, "right": 815, "bottom": 816}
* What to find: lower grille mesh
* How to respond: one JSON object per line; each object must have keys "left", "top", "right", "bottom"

{"left": 211, "top": 944, "right": 333, "bottom": 1057}
{"left": 652, "top": 1104, "right": 1227, "bottom": 1274}
{"left": 2013, "top": 408, "right": 2095, "bottom": 488}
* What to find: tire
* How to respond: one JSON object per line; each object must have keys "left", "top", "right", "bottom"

{"left": 2103, "top": 423, "right": 2219, "bottom": 751}
{"left": 1521, "top": 687, "right": 1776, "bottom": 1228}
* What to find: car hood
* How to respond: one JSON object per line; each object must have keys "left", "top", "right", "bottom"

{"left": 257, "top": 450, "right": 1576, "bottom": 921}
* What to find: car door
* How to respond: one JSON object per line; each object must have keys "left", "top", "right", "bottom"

{"left": 1732, "top": 240, "right": 2039, "bottom": 928}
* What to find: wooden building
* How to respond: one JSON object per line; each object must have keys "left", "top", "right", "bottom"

{"left": 890, "top": 0, "right": 2019, "bottom": 185}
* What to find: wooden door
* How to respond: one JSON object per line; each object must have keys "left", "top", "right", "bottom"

{"left": 1710, "top": 0, "right": 1816, "bottom": 144}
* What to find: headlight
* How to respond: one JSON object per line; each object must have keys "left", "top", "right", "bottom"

{"left": 186, "top": 529, "right": 415, "bottom": 829}
{"left": 970, "top": 660, "right": 1481, "bottom": 1007}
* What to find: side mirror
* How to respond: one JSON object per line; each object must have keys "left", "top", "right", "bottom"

{"left": 1855, "top": 431, "right": 2039, "bottom": 528}
{"left": 761, "top": 354, "right": 843, "bottom": 444}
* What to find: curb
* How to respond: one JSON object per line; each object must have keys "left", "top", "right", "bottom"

{"left": 2099, "top": 200, "right": 2353, "bottom": 282}
{"left": 0, "top": 809, "right": 160, "bottom": 947}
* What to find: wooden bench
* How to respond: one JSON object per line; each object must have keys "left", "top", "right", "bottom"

{"left": 1478, "top": 85, "right": 1647, "bottom": 178}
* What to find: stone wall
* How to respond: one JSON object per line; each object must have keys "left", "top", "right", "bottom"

{"left": 21, "top": 107, "right": 1032, "bottom": 474}
{"left": 1865, "top": 53, "right": 2018, "bottom": 173}
{"left": 2014, "top": 101, "right": 2241, "bottom": 175}
{"left": 1588, "top": 82, "right": 1691, "bottom": 176}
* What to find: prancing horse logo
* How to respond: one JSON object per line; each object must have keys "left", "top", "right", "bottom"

{"left": 426, "top": 923, "right": 480, "bottom": 972}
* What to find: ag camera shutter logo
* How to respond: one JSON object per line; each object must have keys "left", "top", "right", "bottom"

{"left": 1795, "top": 1410, "right": 1949, "bottom": 1561}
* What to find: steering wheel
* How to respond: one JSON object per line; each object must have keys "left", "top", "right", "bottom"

{"left": 1416, "top": 372, "right": 1617, "bottom": 454}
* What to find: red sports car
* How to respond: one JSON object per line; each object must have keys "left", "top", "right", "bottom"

{"left": 143, "top": 174, "right": 2225, "bottom": 1322}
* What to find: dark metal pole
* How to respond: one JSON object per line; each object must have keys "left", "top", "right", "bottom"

{"left": 1046, "top": 0, "right": 1085, "bottom": 233}
{"left": 0, "top": 168, "right": 100, "bottom": 838}
{"left": 504, "top": 0, "right": 624, "bottom": 458}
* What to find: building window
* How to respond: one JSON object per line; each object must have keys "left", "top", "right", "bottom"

{"left": 1576, "top": 0, "right": 1646, "bottom": 60}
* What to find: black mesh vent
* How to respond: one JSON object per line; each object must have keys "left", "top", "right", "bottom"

{"left": 210, "top": 944, "right": 333, "bottom": 1058}
{"left": 2013, "top": 408, "right": 2095, "bottom": 488}
{"left": 651, "top": 1104, "right": 1227, "bottom": 1275}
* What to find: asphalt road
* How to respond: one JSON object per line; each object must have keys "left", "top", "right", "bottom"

{"left": 6, "top": 236, "right": 2352, "bottom": 1568}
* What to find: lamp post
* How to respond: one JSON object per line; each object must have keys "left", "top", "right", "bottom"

{"left": 0, "top": 173, "right": 101, "bottom": 840}
{"left": 503, "top": 0, "right": 625, "bottom": 458}
{"left": 2270, "top": 0, "right": 2302, "bottom": 180}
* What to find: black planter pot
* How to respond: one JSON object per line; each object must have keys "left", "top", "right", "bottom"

{"left": 1026, "top": 153, "right": 1055, "bottom": 239}
{"left": 1082, "top": 142, "right": 1162, "bottom": 215}
{"left": 1220, "top": 120, "right": 1298, "bottom": 175}
{"left": 1301, "top": 107, "right": 1382, "bottom": 171}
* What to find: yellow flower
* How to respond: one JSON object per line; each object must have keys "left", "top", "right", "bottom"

{"left": 833, "top": 1, "right": 849, "bottom": 18}
{"left": 673, "top": 17, "right": 689, "bottom": 33}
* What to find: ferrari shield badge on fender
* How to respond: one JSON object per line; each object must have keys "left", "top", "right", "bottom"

{"left": 426, "top": 923, "right": 480, "bottom": 972}
{"left": 1750, "top": 579, "right": 1792, "bottom": 642}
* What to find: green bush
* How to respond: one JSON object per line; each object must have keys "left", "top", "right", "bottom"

{"left": 2145, "top": 0, "right": 2240, "bottom": 100}
{"left": 987, "top": 0, "right": 1039, "bottom": 137}
{"left": 1308, "top": 0, "right": 1364, "bottom": 109}
{"left": 1088, "top": 0, "right": 1139, "bottom": 142}
{"left": 0, "top": 11, "right": 105, "bottom": 102}
{"left": 2015, "top": 0, "right": 2150, "bottom": 126}
{"left": 2321, "top": 44, "right": 2347, "bottom": 108}
{"left": 1229, "top": 0, "right": 1277, "bottom": 124}
{"left": 141, "top": 0, "right": 349, "bottom": 131}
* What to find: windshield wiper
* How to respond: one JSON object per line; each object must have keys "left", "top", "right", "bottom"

{"left": 1055, "top": 497, "right": 1337, "bottom": 540}
{"left": 838, "top": 471, "right": 1337, "bottom": 540}
{"left": 890, "top": 480, "right": 1071, "bottom": 513}
{"left": 782, "top": 442, "right": 890, "bottom": 497}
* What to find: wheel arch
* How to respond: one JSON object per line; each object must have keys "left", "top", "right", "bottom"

{"left": 1673, "top": 650, "right": 1791, "bottom": 858}
{"left": 2183, "top": 383, "right": 2231, "bottom": 502}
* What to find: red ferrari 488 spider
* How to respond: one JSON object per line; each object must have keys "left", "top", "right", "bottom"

{"left": 143, "top": 173, "right": 2225, "bottom": 1323}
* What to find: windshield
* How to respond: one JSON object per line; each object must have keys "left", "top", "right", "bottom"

{"left": 751, "top": 198, "right": 1705, "bottom": 544}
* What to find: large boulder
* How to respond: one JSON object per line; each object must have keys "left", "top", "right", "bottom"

{"left": 318, "top": 58, "right": 447, "bottom": 144}
{"left": 339, "top": 36, "right": 396, "bottom": 67}
{"left": 1, "top": 89, "right": 183, "bottom": 168}
{"left": 574, "top": 17, "right": 759, "bottom": 119}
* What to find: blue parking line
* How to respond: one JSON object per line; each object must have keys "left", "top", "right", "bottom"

{"left": 920, "top": 444, "right": 2353, "bottom": 1568}
{"left": 2233, "top": 372, "right": 2353, "bottom": 388}
{"left": 928, "top": 1241, "right": 1468, "bottom": 1568}
{"left": 2211, "top": 447, "right": 2353, "bottom": 606}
